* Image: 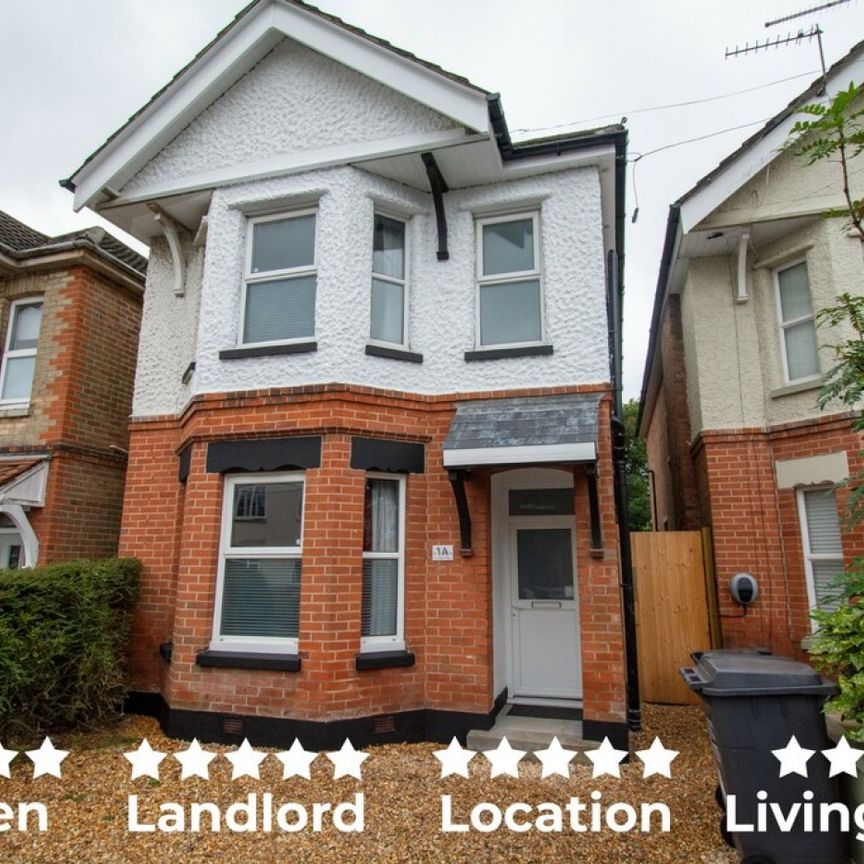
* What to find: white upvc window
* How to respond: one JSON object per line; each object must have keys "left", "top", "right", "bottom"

{"left": 797, "top": 485, "right": 844, "bottom": 622}
{"left": 240, "top": 210, "right": 317, "bottom": 347}
{"left": 369, "top": 213, "right": 409, "bottom": 348}
{"left": 211, "top": 472, "right": 305, "bottom": 654}
{"left": 0, "top": 297, "right": 43, "bottom": 404}
{"left": 774, "top": 260, "right": 820, "bottom": 384}
{"left": 475, "top": 212, "right": 544, "bottom": 349}
{"left": 361, "top": 473, "right": 406, "bottom": 652}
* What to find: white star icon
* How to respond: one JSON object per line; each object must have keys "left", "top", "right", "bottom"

{"left": 124, "top": 738, "right": 166, "bottom": 780}
{"left": 224, "top": 738, "right": 267, "bottom": 780}
{"left": 433, "top": 737, "right": 476, "bottom": 779}
{"left": 635, "top": 737, "right": 679, "bottom": 779}
{"left": 586, "top": 737, "right": 628, "bottom": 779}
{"left": 276, "top": 739, "right": 318, "bottom": 780}
{"left": 0, "top": 743, "right": 17, "bottom": 779}
{"left": 534, "top": 736, "right": 577, "bottom": 779}
{"left": 174, "top": 738, "right": 217, "bottom": 781}
{"left": 772, "top": 735, "right": 815, "bottom": 778}
{"left": 483, "top": 736, "right": 526, "bottom": 779}
{"left": 326, "top": 739, "right": 368, "bottom": 780}
{"left": 26, "top": 737, "right": 69, "bottom": 779}
{"left": 822, "top": 736, "right": 864, "bottom": 778}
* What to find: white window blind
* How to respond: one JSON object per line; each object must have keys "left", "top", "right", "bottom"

{"left": 213, "top": 475, "right": 304, "bottom": 652}
{"left": 799, "top": 486, "right": 844, "bottom": 614}
{"left": 361, "top": 475, "right": 405, "bottom": 649}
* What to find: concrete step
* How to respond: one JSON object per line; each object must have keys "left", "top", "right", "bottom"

{"left": 466, "top": 726, "right": 602, "bottom": 761}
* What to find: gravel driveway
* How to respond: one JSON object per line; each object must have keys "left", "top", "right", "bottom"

{"left": 2, "top": 704, "right": 736, "bottom": 863}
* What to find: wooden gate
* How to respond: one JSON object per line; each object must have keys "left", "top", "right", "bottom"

{"left": 631, "top": 529, "right": 720, "bottom": 705}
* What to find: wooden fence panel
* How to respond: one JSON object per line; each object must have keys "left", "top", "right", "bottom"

{"left": 632, "top": 531, "right": 714, "bottom": 706}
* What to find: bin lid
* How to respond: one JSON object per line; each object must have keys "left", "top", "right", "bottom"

{"left": 680, "top": 649, "right": 838, "bottom": 697}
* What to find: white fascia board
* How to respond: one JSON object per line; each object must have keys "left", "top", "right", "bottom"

{"left": 679, "top": 52, "right": 864, "bottom": 234}
{"left": 499, "top": 143, "right": 615, "bottom": 179}
{"left": 443, "top": 442, "right": 596, "bottom": 468}
{"left": 106, "top": 129, "right": 482, "bottom": 206}
{"left": 72, "top": 0, "right": 490, "bottom": 211}
{"left": 269, "top": 2, "right": 490, "bottom": 132}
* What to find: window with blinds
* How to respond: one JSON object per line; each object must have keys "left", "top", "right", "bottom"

{"left": 242, "top": 211, "right": 317, "bottom": 345}
{"left": 361, "top": 474, "right": 405, "bottom": 651}
{"left": 212, "top": 473, "right": 304, "bottom": 653}
{"left": 798, "top": 486, "right": 844, "bottom": 617}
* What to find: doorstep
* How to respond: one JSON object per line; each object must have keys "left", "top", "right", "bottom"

{"left": 466, "top": 704, "right": 601, "bottom": 759}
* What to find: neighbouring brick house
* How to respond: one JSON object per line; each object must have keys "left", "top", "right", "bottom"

{"left": 639, "top": 44, "right": 864, "bottom": 657}
{"left": 0, "top": 210, "right": 146, "bottom": 566}
{"left": 64, "top": 0, "right": 632, "bottom": 748}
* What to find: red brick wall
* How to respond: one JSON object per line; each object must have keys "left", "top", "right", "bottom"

{"left": 120, "top": 383, "right": 627, "bottom": 725}
{"left": 697, "top": 413, "right": 864, "bottom": 656}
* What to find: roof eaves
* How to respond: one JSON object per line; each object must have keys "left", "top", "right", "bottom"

{"left": 62, "top": 0, "right": 490, "bottom": 191}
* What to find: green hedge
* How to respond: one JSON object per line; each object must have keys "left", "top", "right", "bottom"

{"left": 0, "top": 558, "right": 139, "bottom": 736}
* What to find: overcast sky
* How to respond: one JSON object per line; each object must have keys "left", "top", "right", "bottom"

{"left": 2, "top": 0, "right": 863, "bottom": 398}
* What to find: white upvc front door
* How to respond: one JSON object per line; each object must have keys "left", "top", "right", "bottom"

{"left": 491, "top": 468, "right": 582, "bottom": 705}
{"left": 508, "top": 517, "right": 581, "bottom": 700}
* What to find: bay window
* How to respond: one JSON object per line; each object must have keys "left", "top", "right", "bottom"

{"left": 0, "top": 298, "right": 42, "bottom": 404}
{"left": 370, "top": 213, "right": 408, "bottom": 347}
{"left": 797, "top": 486, "right": 844, "bottom": 619}
{"left": 775, "top": 260, "right": 820, "bottom": 383}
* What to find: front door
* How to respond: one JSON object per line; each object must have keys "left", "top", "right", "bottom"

{"left": 509, "top": 518, "right": 581, "bottom": 701}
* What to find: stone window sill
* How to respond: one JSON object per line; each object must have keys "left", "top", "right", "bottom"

{"left": 355, "top": 650, "right": 415, "bottom": 671}
{"left": 770, "top": 377, "right": 822, "bottom": 399}
{"left": 0, "top": 405, "right": 30, "bottom": 419}
{"left": 219, "top": 341, "right": 317, "bottom": 360}
{"left": 195, "top": 650, "right": 301, "bottom": 672}
{"left": 464, "top": 344, "right": 553, "bottom": 362}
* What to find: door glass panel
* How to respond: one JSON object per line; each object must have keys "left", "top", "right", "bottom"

{"left": 516, "top": 528, "right": 574, "bottom": 600}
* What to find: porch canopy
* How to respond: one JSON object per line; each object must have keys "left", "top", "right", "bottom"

{"left": 442, "top": 394, "right": 604, "bottom": 555}
{"left": 0, "top": 457, "right": 49, "bottom": 567}
{"left": 442, "top": 393, "right": 602, "bottom": 469}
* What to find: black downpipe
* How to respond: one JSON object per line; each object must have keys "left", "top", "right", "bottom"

{"left": 607, "top": 249, "right": 641, "bottom": 732}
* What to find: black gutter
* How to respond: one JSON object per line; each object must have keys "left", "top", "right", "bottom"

{"left": 636, "top": 204, "right": 681, "bottom": 435}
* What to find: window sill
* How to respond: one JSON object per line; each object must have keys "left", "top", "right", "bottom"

{"left": 195, "top": 649, "right": 301, "bottom": 672}
{"left": 464, "top": 344, "right": 553, "bottom": 362}
{"left": 365, "top": 344, "right": 423, "bottom": 364}
{"left": 770, "top": 377, "right": 822, "bottom": 399}
{"left": 219, "top": 341, "right": 317, "bottom": 360}
{"left": 355, "top": 650, "right": 415, "bottom": 671}
{"left": 0, "top": 404, "right": 30, "bottom": 418}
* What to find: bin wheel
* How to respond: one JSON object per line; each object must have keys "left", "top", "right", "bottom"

{"left": 714, "top": 784, "right": 725, "bottom": 810}
{"left": 741, "top": 855, "right": 775, "bottom": 864}
{"left": 719, "top": 816, "right": 734, "bottom": 848}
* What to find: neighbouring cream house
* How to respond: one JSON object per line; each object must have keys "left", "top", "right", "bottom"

{"left": 639, "top": 43, "right": 864, "bottom": 656}
{"left": 63, "top": 0, "right": 635, "bottom": 748}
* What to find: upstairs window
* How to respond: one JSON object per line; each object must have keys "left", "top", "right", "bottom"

{"left": 798, "top": 486, "right": 844, "bottom": 618}
{"left": 370, "top": 214, "right": 408, "bottom": 348}
{"left": 0, "top": 298, "right": 43, "bottom": 404}
{"left": 361, "top": 474, "right": 405, "bottom": 651}
{"left": 212, "top": 473, "right": 305, "bottom": 654}
{"left": 242, "top": 211, "right": 316, "bottom": 346}
{"left": 476, "top": 213, "right": 543, "bottom": 348}
{"left": 775, "top": 261, "right": 819, "bottom": 383}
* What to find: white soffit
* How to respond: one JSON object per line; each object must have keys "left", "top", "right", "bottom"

{"left": 0, "top": 461, "right": 49, "bottom": 508}
{"left": 70, "top": 0, "right": 490, "bottom": 211}
{"left": 679, "top": 50, "right": 864, "bottom": 235}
